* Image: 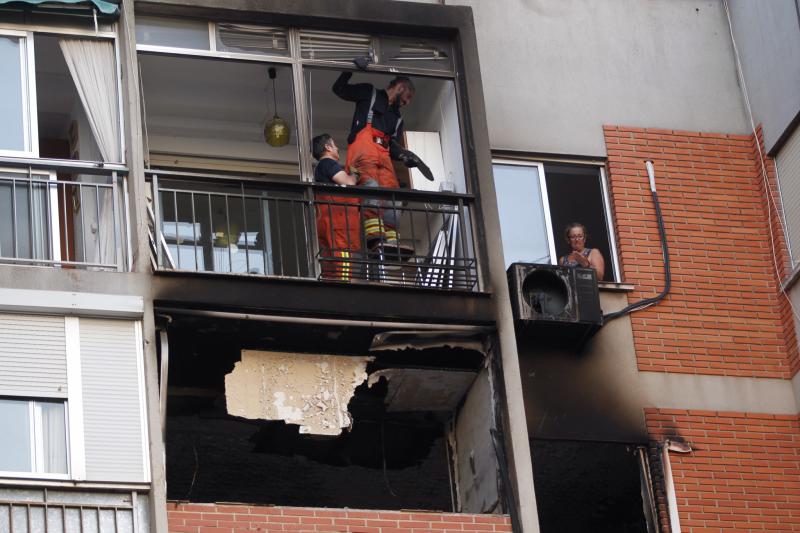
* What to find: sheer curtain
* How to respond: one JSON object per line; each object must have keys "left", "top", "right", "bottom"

{"left": 39, "top": 401, "right": 68, "bottom": 474}
{"left": 59, "top": 38, "right": 121, "bottom": 267}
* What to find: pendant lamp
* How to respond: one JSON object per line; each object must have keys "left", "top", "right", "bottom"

{"left": 264, "top": 67, "right": 291, "bottom": 147}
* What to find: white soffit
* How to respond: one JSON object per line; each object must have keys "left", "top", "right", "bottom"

{"left": 0, "top": 288, "right": 144, "bottom": 317}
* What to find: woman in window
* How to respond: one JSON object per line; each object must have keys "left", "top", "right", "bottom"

{"left": 560, "top": 222, "right": 605, "bottom": 279}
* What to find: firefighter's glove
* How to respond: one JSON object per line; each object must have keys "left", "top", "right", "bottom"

{"left": 398, "top": 149, "right": 435, "bottom": 181}
{"left": 353, "top": 56, "right": 372, "bottom": 71}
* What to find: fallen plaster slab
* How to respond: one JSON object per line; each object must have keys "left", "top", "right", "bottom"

{"left": 225, "top": 350, "right": 373, "bottom": 436}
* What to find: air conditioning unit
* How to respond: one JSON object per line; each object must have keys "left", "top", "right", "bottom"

{"left": 507, "top": 263, "right": 603, "bottom": 346}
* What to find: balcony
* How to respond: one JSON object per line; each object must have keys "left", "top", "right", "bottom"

{"left": 0, "top": 158, "right": 129, "bottom": 271}
{"left": 147, "top": 169, "right": 479, "bottom": 291}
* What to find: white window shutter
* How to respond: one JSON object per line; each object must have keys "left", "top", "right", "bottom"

{"left": 0, "top": 314, "right": 67, "bottom": 398}
{"left": 777, "top": 126, "right": 800, "bottom": 266}
{"left": 80, "top": 318, "right": 148, "bottom": 483}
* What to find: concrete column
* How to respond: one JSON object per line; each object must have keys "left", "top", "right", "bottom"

{"left": 118, "top": 2, "right": 169, "bottom": 532}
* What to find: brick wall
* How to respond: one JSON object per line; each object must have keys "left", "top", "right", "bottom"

{"left": 167, "top": 503, "right": 513, "bottom": 533}
{"left": 646, "top": 408, "right": 800, "bottom": 532}
{"left": 604, "top": 125, "right": 796, "bottom": 378}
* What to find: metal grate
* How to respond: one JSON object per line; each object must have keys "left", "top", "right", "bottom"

{"left": 0, "top": 491, "right": 139, "bottom": 533}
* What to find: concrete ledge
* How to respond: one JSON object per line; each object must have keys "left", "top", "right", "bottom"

{"left": 0, "top": 288, "right": 144, "bottom": 318}
{"left": 641, "top": 371, "right": 799, "bottom": 415}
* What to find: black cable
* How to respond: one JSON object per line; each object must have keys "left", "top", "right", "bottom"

{"left": 603, "top": 181, "right": 671, "bottom": 323}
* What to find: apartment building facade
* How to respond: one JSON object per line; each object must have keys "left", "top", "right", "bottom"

{"left": 0, "top": 0, "right": 799, "bottom": 532}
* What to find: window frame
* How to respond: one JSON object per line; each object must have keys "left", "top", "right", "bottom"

{"left": 0, "top": 22, "right": 125, "bottom": 164}
{"left": 0, "top": 29, "right": 37, "bottom": 158}
{"left": 0, "top": 397, "right": 71, "bottom": 480}
{"left": 493, "top": 157, "right": 622, "bottom": 283}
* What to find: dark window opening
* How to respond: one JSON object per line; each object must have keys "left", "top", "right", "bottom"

{"left": 494, "top": 162, "right": 618, "bottom": 282}
{"left": 162, "top": 318, "right": 485, "bottom": 511}
{"left": 531, "top": 439, "right": 652, "bottom": 533}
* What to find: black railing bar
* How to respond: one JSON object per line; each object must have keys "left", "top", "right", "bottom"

{"left": 289, "top": 199, "right": 300, "bottom": 276}
{"left": 143, "top": 167, "right": 299, "bottom": 185}
{"left": 155, "top": 186, "right": 296, "bottom": 204}
{"left": 146, "top": 171, "right": 475, "bottom": 203}
{"left": 0, "top": 156, "right": 128, "bottom": 175}
{"left": 206, "top": 193, "right": 214, "bottom": 273}
{"left": 391, "top": 191, "right": 401, "bottom": 262}
{"left": 311, "top": 183, "right": 476, "bottom": 203}
{"left": 274, "top": 199, "right": 284, "bottom": 276}
{"left": 300, "top": 201, "right": 313, "bottom": 274}
{"left": 0, "top": 175, "right": 117, "bottom": 188}
{"left": 240, "top": 183, "right": 250, "bottom": 274}
{"left": 259, "top": 196, "right": 269, "bottom": 275}
{"left": 0, "top": 257, "right": 119, "bottom": 269}
{"left": 173, "top": 191, "right": 181, "bottom": 271}
{"left": 190, "top": 192, "right": 198, "bottom": 272}
{"left": 224, "top": 194, "right": 233, "bottom": 273}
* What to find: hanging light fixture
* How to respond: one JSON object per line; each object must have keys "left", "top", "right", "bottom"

{"left": 264, "top": 67, "right": 291, "bottom": 147}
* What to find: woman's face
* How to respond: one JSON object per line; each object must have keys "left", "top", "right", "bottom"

{"left": 567, "top": 227, "right": 586, "bottom": 251}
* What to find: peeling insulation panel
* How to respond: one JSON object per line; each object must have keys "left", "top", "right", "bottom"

{"left": 225, "top": 350, "right": 372, "bottom": 436}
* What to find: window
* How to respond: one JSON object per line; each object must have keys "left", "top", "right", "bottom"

{"left": 0, "top": 27, "right": 122, "bottom": 162}
{"left": 493, "top": 160, "right": 620, "bottom": 282}
{"left": 0, "top": 31, "right": 34, "bottom": 155}
{"left": 0, "top": 398, "right": 68, "bottom": 476}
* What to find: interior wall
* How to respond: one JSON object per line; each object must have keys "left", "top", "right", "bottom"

{"left": 453, "top": 368, "right": 501, "bottom": 514}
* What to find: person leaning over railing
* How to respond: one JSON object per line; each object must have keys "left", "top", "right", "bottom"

{"left": 311, "top": 133, "right": 360, "bottom": 281}
{"left": 559, "top": 222, "right": 605, "bottom": 280}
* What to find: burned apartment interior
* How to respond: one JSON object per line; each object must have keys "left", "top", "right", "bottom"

{"left": 158, "top": 315, "right": 505, "bottom": 513}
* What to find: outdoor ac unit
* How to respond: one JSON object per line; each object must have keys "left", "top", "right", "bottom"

{"left": 507, "top": 263, "right": 602, "bottom": 345}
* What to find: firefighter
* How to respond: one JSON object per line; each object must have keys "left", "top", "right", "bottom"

{"left": 311, "top": 134, "right": 360, "bottom": 281}
{"left": 332, "top": 62, "right": 431, "bottom": 255}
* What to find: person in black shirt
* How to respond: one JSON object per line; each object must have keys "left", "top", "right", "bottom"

{"left": 332, "top": 70, "right": 416, "bottom": 252}
{"left": 312, "top": 134, "right": 359, "bottom": 281}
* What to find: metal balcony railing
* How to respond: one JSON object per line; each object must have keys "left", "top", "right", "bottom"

{"left": 0, "top": 158, "right": 129, "bottom": 271}
{"left": 147, "top": 169, "right": 479, "bottom": 290}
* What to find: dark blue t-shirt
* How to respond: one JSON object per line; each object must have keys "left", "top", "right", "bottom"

{"left": 314, "top": 158, "right": 344, "bottom": 184}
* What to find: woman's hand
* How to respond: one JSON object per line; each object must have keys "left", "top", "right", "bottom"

{"left": 568, "top": 251, "right": 590, "bottom": 267}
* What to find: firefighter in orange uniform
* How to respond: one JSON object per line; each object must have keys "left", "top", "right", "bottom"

{"left": 312, "top": 134, "right": 360, "bottom": 281}
{"left": 333, "top": 62, "right": 428, "bottom": 253}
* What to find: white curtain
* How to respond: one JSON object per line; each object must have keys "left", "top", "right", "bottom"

{"left": 59, "top": 38, "right": 121, "bottom": 267}
{"left": 59, "top": 38, "right": 121, "bottom": 163}
{"left": 39, "top": 401, "right": 68, "bottom": 474}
